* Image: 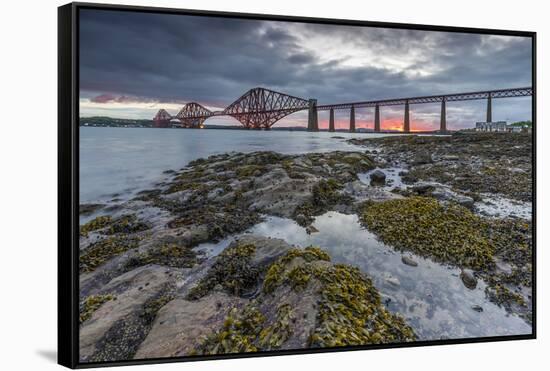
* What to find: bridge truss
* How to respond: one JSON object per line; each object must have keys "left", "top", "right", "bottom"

{"left": 153, "top": 86, "right": 532, "bottom": 131}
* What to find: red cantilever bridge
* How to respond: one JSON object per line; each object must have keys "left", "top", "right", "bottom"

{"left": 153, "top": 86, "right": 533, "bottom": 132}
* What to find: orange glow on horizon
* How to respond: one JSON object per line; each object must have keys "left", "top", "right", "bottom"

{"left": 318, "top": 118, "right": 436, "bottom": 131}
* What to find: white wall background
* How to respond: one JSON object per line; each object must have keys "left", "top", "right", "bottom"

{"left": 0, "top": 0, "right": 546, "bottom": 369}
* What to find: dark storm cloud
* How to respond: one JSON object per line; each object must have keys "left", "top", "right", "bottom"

{"left": 80, "top": 9, "right": 532, "bottom": 125}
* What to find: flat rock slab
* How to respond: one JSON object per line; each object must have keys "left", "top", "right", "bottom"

{"left": 134, "top": 292, "right": 247, "bottom": 359}
{"left": 79, "top": 264, "right": 179, "bottom": 362}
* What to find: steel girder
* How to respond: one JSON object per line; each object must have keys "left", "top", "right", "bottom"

{"left": 317, "top": 87, "right": 533, "bottom": 111}
{"left": 222, "top": 87, "right": 309, "bottom": 129}
{"left": 176, "top": 102, "right": 213, "bottom": 128}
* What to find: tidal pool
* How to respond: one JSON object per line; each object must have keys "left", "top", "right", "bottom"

{"left": 197, "top": 211, "right": 531, "bottom": 341}
{"left": 358, "top": 167, "right": 406, "bottom": 190}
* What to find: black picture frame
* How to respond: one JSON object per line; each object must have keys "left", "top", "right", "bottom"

{"left": 58, "top": 2, "right": 537, "bottom": 368}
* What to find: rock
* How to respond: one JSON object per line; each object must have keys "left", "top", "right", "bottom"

{"left": 495, "top": 258, "right": 514, "bottom": 275}
{"left": 455, "top": 195, "right": 475, "bottom": 210}
{"left": 440, "top": 155, "right": 459, "bottom": 161}
{"left": 305, "top": 225, "right": 319, "bottom": 235}
{"left": 411, "top": 184, "right": 435, "bottom": 195}
{"left": 401, "top": 256, "right": 418, "bottom": 267}
{"left": 79, "top": 265, "right": 180, "bottom": 362}
{"left": 295, "top": 214, "right": 307, "bottom": 226}
{"left": 460, "top": 269, "right": 477, "bottom": 290}
{"left": 80, "top": 203, "right": 104, "bottom": 215}
{"left": 370, "top": 170, "right": 386, "bottom": 185}
{"left": 134, "top": 293, "right": 247, "bottom": 359}
{"left": 386, "top": 276, "right": 401, "bottom": 287}
{"left": 412, "top": 151, "right": 433, "bottom": 165}
{"left": 471, "top": 305, "right": 483, "bottom": 312}
{"left": 431, "top": 188, "right": 474, "bottom": 210}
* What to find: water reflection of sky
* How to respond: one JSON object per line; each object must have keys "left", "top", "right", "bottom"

{"left": 240, "top": 212, "right": 531, "bottom": 341}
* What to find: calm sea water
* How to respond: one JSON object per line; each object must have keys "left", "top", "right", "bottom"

{"left": 80, "top": 127, "right": 385, "bottom": 203}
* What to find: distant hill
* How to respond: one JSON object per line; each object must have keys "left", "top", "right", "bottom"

{"left": 80, "top": 117, "right": 153, "bottom": 128}
{"left": 79, "top": 116, "right": 413, "bottom": 133}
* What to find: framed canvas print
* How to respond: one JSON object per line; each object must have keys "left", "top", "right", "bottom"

{"left": 58, "top": 2, "right": 536, "bottom": 368}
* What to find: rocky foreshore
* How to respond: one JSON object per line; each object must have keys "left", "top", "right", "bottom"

{"left": 79, "top": 132, "right": 533, "bottom": 361}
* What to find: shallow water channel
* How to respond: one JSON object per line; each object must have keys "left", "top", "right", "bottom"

{"left": 196, "top": 211, "right": 531, "bottom": 341}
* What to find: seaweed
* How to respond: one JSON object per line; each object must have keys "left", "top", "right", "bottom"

{"left": 80, "top": 235, "right": 141, "bottom": 273}
{"left": 80, "top": 294, "right": 115, "bottom": 324}
{"left": 186, "top": 243, "right": 259, "bottom": 300}
{"left": 360, "top": 197, "right": 494, "bottom": 270}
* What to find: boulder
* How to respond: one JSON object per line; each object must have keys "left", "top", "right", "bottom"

{"left": 411, "top": 184, "right": 435, "bottom": 195}
{"left": 460, "top": 269, "right": 477, "bottom": 290}
{"left": 401, "top": 256, "right": 418, "bottom": 267}
{"left": 370, "top": 170, "right": 387, "bottom": 186}
{"left": 412, "top": 151, "right": 433, "bottom": 165}
{"left": 134, "top": 293, "right": 247, "bottom": 359}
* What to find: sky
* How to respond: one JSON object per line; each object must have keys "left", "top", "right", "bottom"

{"left": 79, "top": 9, "right": 533, "bottom": 131}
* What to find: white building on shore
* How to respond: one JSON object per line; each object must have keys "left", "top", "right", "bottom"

{"left": 475, "top": 121, "right": 530, "bottom": 133}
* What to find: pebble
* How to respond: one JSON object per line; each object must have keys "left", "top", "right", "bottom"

{"left": 471, "top": 305, "right": 484, "bottom": 312}
{"left": 460, "top": 269, "right": 478, "bottom": 290}
{"left": 306, "top": 225, "right": 319, "bottom": 234}
{"left": 401, "top": 256, "right": 418, "bottom": 267}
{"left": 386, "top": 277, "right": 401, "bottom": 287}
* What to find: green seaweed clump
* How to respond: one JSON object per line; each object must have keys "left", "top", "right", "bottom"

{"left": 360, "top": 197, "right": 494, "bottom": 270}
{"left": 485, "top": 284, "right": 526, "bottom": 309}
{"left": 258, "top": 304, "right": 294, "bottom": 350}
{"left": 236, "top": 164, "right": 266, "bottom": 178}
{"left": 195, "top": 302, "right": 294, "bottom": 355}
{"left": 127, "top": 242, "right": 199, "bottom": 269}
{"left": 264, "top": 247, "right": 415, "bottom": 347}
{"left": 263, "top": 246, "right": 331, "bottom": 293}
{"left": 293, "top": 179, "right": 347, "bottom": 226}
{"left": 312, "top": 179, "right": 343, "bottom": 207}
{"left": 141, "top": 292, "right": 175, "bottom": 323}
{"left": 80, "top": 236, "right": 140, "bottom": 273}
{"left": 311, "top": 264, "right": 415, "bottom": 347}
{"left": 80, "top": 216, "right": 112, "bottom": 237}
{"left": 80, "top": 214, "right": 149, "bottom": 237}
{"left": 80, "top": 294, "right": 114, "bottom": 324}
{"left": 186, "top": 243, "right": 258, "bottom": 300}
{"left": 104, "top": 214, "right": 150, "bottom": 235}
{"left": 194, "top": 305, "right": 266, "bottom": 355}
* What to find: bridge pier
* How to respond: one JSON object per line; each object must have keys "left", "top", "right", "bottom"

{"left": 350, "top": 106, "right": 356, "bottom": 133}
{"left": 307, "top": 99, "right": 319, "bottom": 132}
{"left": 486, "top": 95, "right": 492, "bottom": 122}
{"left": 329, "top": 108, "right": 335, "bottom": 132}
{"left": 404, "top": 100, "right": 410, "bottom": 133}
{"left": 374, "top": 104, "right": 381, "bottom": 132}
{"left": 440, "top": 98, "right": 447, "bottom": 132}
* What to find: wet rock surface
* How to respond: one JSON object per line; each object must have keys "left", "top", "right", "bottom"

{"left": 349, "top": 132, "right": 532, "bottom": 202}
{"left": 78, "top": 134, "right": 532, "bottom": 361}
{"left": 370, "top": 169, "right": 387, "bottom": 185}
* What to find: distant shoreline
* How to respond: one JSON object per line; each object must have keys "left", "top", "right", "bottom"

{"left": 80, "top": 124, "right": 446, "bottom": 135}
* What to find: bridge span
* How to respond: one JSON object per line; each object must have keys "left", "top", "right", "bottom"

{"left": 154, "top": 86, "right": 532, "bottom": 132}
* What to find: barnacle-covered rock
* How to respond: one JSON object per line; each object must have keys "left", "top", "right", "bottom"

{"left": 79, "top": 264, "right": 180, "bottom": 362}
